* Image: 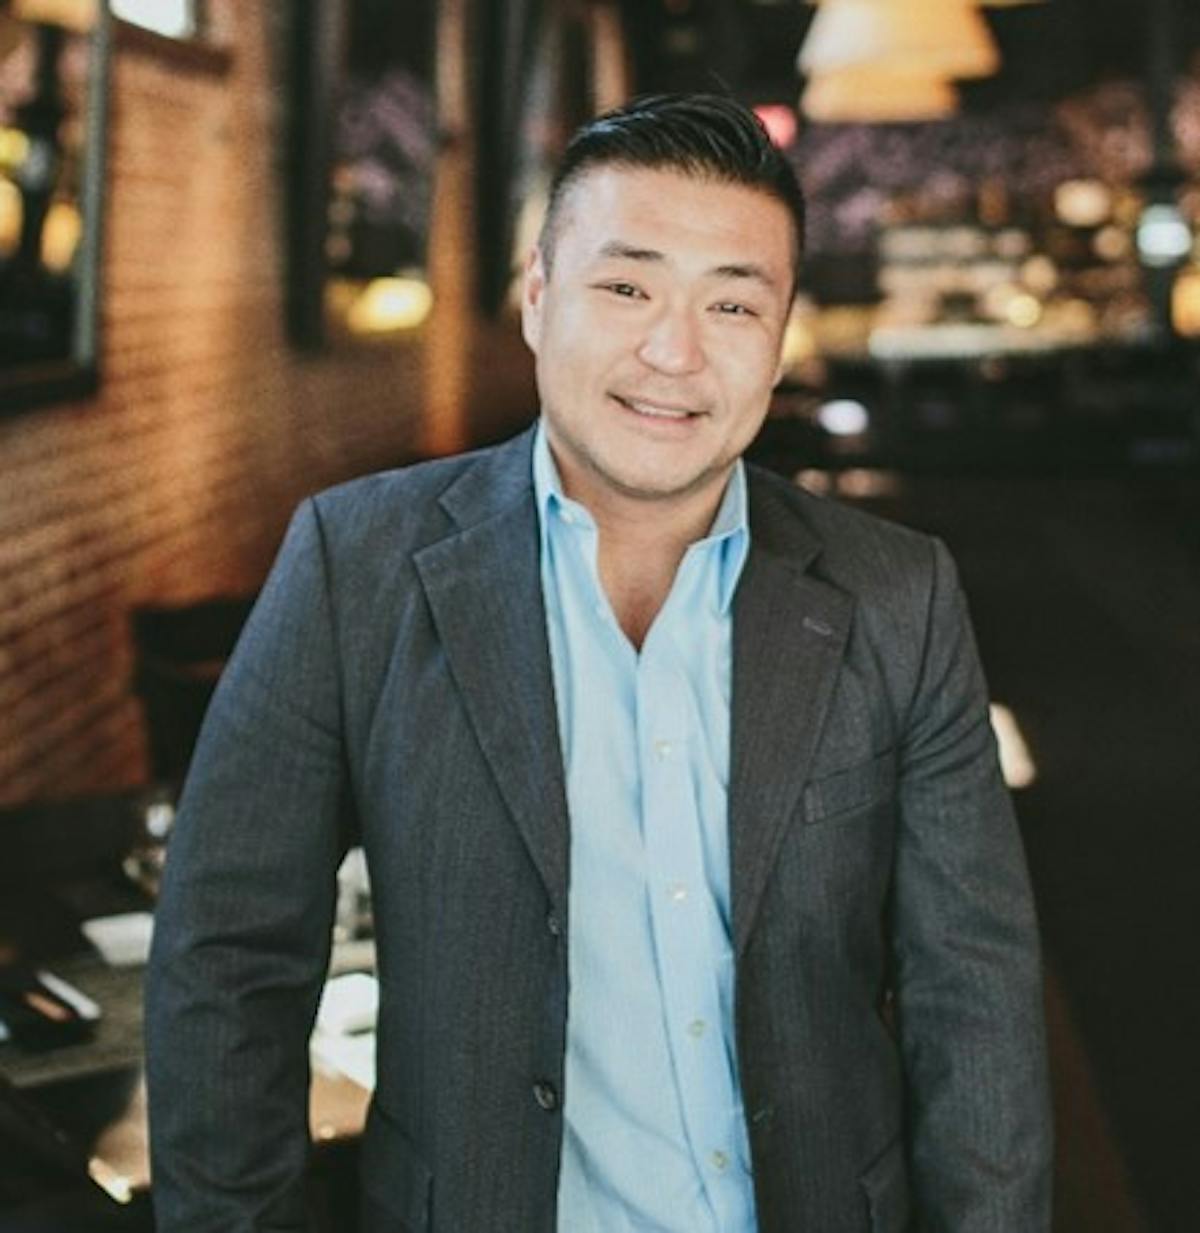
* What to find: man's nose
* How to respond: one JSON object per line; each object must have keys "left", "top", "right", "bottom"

{"left": 637, "top": 307, "right": 705, "bottom": 375}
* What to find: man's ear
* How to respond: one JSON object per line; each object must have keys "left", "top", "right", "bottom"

{"left": 520, "top": 246, "right": 548, "bottom": 353}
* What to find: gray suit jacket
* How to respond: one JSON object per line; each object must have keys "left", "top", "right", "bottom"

{"left": 145, "top": 428, "right": 1052, "bottom": 1233}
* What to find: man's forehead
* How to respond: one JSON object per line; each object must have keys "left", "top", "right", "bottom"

{"left": 552, "top": 163, "right": 795, "bottom": 265}
{"left": 557, "top": 161, "right": 780, "bottom": 215}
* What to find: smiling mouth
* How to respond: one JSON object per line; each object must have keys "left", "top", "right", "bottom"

{"left": 612, "top": 394, "right": 703, "bottom": 421}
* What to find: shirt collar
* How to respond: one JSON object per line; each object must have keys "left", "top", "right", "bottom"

{"left": 532, "top": 420, "right": 750, "bottom": 615}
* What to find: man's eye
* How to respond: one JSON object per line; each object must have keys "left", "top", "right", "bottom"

{"left": 601, "top": 282, "right": 643, "bottom": 298}
{"left": 713, "top": 301, "right": 755, "bottom": 316}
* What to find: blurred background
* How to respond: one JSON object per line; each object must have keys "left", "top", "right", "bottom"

{"left": 0, "top": 2, "right": 1197, "bottom": 1229}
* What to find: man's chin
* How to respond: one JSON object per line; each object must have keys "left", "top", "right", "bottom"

{"left": 587, "top": 458, "right": 734, "bottom": 507}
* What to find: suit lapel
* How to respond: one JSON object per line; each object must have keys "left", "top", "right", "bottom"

{"left": 730, "top": 476, "right": 852, "bottom": 957}
{"left": 413, "top": 433, "right": 571, "bottom": 920}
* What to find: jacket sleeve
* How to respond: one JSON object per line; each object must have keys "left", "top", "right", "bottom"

{"left": 892, "top": 537, "right": 1053, "bottom": 1232}
{"left": 145, "top": 498, "right": 351, "bottom": 1233}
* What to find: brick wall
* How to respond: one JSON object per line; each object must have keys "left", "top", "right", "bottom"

{"left": 0, "top": 4, "right": 535, "bottom": 807}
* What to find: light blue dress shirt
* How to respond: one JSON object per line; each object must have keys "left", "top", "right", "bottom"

{"left": 533, "top": 425, "right": 758, "bottom": 1233}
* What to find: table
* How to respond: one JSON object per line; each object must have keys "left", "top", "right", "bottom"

{"left": 1, "top": 951, "right": 373, "bottom": 1203}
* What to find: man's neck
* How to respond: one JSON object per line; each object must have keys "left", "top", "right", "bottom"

{"left": 575, "top": 479, "right": 731, "bottom": 651}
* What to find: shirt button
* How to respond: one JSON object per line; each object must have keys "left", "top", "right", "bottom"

{"left": 653, "top": 739, "right": 674, "bottom": 760}
{"left": 710, "top": 1150, "right": 729, "bottom": 1172}
{"left": 667, "top": 883, "right": 688, "bottom": 903}
{"left": 532, "top": 1081, "right": 559, "bottom": 1112}
{"left": 687, "top": 1019, "right": 706, "bottom": 1038}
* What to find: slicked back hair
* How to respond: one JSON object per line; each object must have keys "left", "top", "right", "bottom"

{"left": 538, "top": 93, "right": 805, "bottom": 289}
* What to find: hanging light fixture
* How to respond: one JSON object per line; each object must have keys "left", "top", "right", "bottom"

{"left": 801, "top": 67, "right": 958, "bottom": 124}
{"left": 804, "top": 1, "right": 1043, "bottom": 7}
{"left": 12, "top": 0, "right": 97, "bottom": 31}
{"left": 797, "top": 0, "right": 1001, "bottom": 82}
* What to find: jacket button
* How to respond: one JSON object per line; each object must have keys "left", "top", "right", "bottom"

{"left": 532, "top": 1081, "right": 559, "bottom": 1112}
{"left": 546, "top": 911, "right": 561, "bottom": 937}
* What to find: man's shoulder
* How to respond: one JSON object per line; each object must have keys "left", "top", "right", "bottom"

{"left": 307, "top": 429, "right": 534, "bottom": 550}
{"left": 746, "top": 463, "right": 936, "bottom": 580}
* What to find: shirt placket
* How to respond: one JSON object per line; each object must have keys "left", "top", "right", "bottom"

{"left": 639, "top": 566, "right": 743, "bottom": 1225}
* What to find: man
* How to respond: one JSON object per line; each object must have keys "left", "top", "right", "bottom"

{"left": 146, "top": 94, "right": 1052, "bottom": 1232}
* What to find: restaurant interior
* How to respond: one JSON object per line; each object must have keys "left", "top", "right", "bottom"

{"left": 1, "top": 1, "right": 1198, "bottom": 1229}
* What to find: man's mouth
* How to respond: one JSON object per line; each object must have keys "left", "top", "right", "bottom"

{"left": 612, "top": 394, "right": 701, "bottom": 421}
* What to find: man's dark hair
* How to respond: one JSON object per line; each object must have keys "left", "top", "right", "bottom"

{"left": 539, "top": 92, "right": 806, "bottom": 283}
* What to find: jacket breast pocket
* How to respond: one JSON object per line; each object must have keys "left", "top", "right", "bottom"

{"left": 359, "top": 1101, "right": 433, "bottom": 1232}
{"left": 859, "top": 1136, "right": 912, "bottom": 1233}
{"left": 803, "top": 748, "right": 897, "bottom": 825}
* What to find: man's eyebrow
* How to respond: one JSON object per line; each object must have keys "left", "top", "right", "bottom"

{"left": 596, "top": 240, "right": 664, "bottom": 263}
{"left": 710, "top": 262, "right": 780, "bottom": 290}
{"left": 595, "top": 242, "right": 780, "bottom": 291}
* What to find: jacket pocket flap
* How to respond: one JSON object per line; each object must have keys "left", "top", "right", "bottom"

{"left": 360, "top": 1101, "right": 433, "bottom": 1230}
{"left": 859, "top": 1136, "right": 911, "bottom": 1233}
{"left": 803, "top": 749, "right": 896, "bottom": 824}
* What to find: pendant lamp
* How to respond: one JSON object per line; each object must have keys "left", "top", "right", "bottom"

{"left": 13, "top": 0, "right": 97, "bottom": 31}
{"left": 802, "top": 67, "right": 958, "bottom": 124}
{"left": 805, "top": 1, "right": 1044, "bottom": 6}
{"left": 798, "top": 0, "right": 1000, "bottom": 82}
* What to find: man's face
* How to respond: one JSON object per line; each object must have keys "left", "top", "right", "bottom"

{"left": 521, "top": 164, "right": 795, "bottom": 518}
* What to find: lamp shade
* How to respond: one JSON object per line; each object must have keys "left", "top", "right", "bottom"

{"left": 806, "top": 1, "right": 1043, "bottom": 6}
{"left": 13, "top": 0, "right": 97, "bottom": 32}
{"left": 798, "top": 0, "right": 1000, "bottom": 81}
{"left": 801, "top": 66, "right": 958, "bottom": 123}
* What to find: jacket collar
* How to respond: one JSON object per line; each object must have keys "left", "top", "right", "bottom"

{"left": 416, "top": 428, "right": 851, "bottom": 951}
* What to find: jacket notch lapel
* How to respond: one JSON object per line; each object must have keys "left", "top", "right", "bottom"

{"left": 729, "top": 526, "right": 852, "bottom": 958}
{"left": 413, "top": 456, "right": 570, "bottom": 919}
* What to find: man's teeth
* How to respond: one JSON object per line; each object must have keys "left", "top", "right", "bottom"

{"left": 624, "top": 399, "right": 690, "bottom": 419}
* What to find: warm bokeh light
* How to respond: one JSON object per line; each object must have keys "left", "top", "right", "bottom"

{"left": 345, "top": 275, "right": 434, "bottom": 334}
{"left": 1093, "top": 224, "right": 1132, "bottom": 262}
{"left": 1005, "top": 291, "right": 1043, "bottom": 328}
{"left": 798, "top": 0, "right": 999, "bottom": 82}
{"left": 989, "top": 703, "right": 1037, "bottom": 789}
{"left": 805, "top": 0, "right": 1045, "bottom": 6}
{"left": 0, "top": 178, "right": 22, "bottom": 256}
{"left": 780, "top": 311, "right": 819, "bottom": 367}
{"left": 41, "top": 199, "right": 82, "bottom": 271}
{"left": 1019, "top": 254, "right": 1059, "bottom": 296}
{"left": 14, "top": 0, "right": 97, "bottom": 32}
{"left": 1171, "top": 265, "right": 1200, "bottom": 336}
{"left": 802, "top": 68, "right": 957, "bottom": 124}
{"left": 1054, "top": 179, "right": 1113, "bottom": 228}
{"left": 0, "top": 128, "right": 32, "bottom": 172}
